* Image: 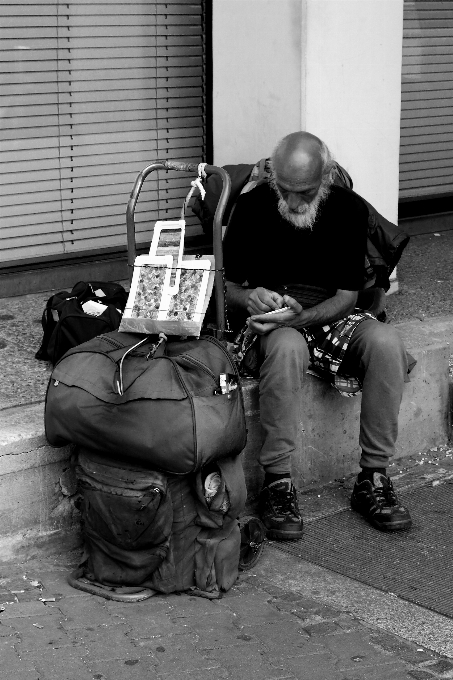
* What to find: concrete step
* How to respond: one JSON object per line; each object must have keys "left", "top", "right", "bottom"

{"left": 0, "top": 403, "right": 77, "bottom": 562}
{"left": 0, "top": 318, "right": 451, "bottom": 561}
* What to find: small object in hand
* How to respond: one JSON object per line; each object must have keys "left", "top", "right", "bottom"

{"left": 259, "top": 306, "right": 291, "bottom": 317}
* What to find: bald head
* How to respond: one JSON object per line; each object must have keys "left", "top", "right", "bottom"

{"left": 271, "top": 132, "right": 332, "bottom": 188}
{"left": 269, "top": 132, "right": 334, "bottom": 229}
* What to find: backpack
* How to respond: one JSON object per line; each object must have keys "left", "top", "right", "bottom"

{"left": 70, "top": 447, "right": 246, "bottom": 598}
{"left": 45, "top": 330, "right": 247, "bottom": 474}
{"left": 192, "top": 159, "right": 409, "bottom": 292}
{"left": 35, "top": 281, "right": 128, "bottom": 365}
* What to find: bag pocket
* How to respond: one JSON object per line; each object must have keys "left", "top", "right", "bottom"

{"left": 77, "top": 467, "right": 172, "bottom": 551}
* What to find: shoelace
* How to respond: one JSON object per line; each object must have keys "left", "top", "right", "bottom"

{"left": 271, "top": 488, "right": 300, "bottom": 517}
{"left": 373, "top": 479, "right": 398, "bottom": 507}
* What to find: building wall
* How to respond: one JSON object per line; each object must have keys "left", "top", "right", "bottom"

{"left": 212, "top": 0, "right": 404, "bottom": 223}
{"left": 212, "top": 0, "right": 303, "bottom": 166}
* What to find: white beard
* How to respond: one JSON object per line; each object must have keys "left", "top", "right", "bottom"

{"left": 271, "top": 177, "right": 331, "bottom": 230}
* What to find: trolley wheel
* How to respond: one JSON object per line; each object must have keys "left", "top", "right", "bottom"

{"left": 67, "top": 568, "right": 156, "bottom": 602}
{"left": 238, "top": 515, "right": 266, "bottom": 571}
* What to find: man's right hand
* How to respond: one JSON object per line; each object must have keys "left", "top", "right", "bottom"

{"left": 246, "top": 287, "right": 285, "bottom": 316}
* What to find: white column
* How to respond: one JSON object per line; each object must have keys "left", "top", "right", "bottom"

{"left": 212, "top": 0, "right": 303, "bottom": 166}
{"left": 301, "top": 0, "right": 404, "bottom": 224}
{"left": 212, "top": 0, "right": 404, "bottom": 288}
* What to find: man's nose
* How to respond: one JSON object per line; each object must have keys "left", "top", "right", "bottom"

{"left": 286, "top": 192, "right": 306, "bottom": 211}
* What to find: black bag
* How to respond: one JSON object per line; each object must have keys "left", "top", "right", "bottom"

{"left": 45, "top": 330, "right": 247, "bottom": 474}
{"left": 72, "top": 448, "right": 246, "bottom": 597}
{"left": 35, "top": 281, "right": 128, "bottom": 365}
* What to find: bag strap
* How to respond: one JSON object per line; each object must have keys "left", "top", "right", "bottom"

{"left": 116, "top": 333, "right": 167, "bottom": 395}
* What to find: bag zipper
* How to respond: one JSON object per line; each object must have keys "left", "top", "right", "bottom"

{"left": 178, "top": 354, "right": 217, "bottom": 383}
{"left": 203, "top": 336, "right": 239, "bottom": 376}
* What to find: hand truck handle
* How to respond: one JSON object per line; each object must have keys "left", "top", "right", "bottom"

{"left": 126, "top": 161, "right": 232, "bottom": 340}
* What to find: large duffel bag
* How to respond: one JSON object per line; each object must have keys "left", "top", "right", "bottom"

{"left": 45, "top": 330, "right": 247, "bottom": 474}
{"left": 72, "top": 448, "right": 247, "bottom": 597}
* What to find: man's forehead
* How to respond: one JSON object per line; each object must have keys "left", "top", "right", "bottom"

{"left": 274, "top": 169, "right": 322, "bottom": 193}
{"left": 273, "top": 150, "right": 323, "bottom": 189}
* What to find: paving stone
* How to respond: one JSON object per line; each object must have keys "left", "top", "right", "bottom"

{"left": 370, "top": 631, "right": 435, "bottom": 663}
{"left": 127, "top": 614, "right": 191, "bottom": 638}
{"left": 0, "top": 591, "right": 17, "bottom": 604}
{"left": 398, "top": 649, "right": 437, "bottom": 664}
{"left": 0, "top": 671, "right": 41, "bottom": 680}
{"left": 0, "top": 621, "right": 17, "bottom": 637}
{"left": 0, "top": 601, "right": 51, "bottom": 619}
{"left": 242, "top": 575, "right": 287, "bottom": 597}
{"left": 152, "top": 646, "right": 218, "bottom": 673}
{"left": 285, "top": 654, "right": 408, "bottom": 680}
{"left": 171, "top": 611, "right": 237, "bottom": 633}
{"left": 88, "top": 657, "right": 161, "bottom": 680}
{"left": 159, "top": 668, "right": 231, "bottom": 680}
{"left": 200, "top": 644, "right": 297, "bottom": 680}
{"left": 425, "top": 659, "right": 453, "bottom": 675}
{"left": 0, "top": 636, "right": 27, "bottom": 667}
{"left": 68, "top": 623, "right": 138, "bottom": 661}
{"left": 224, "top": 596, "right": 299, "bottom": 626}
{"left": 104, "top": 596, "right": 173, "bottom": 618}
{"left": 336, "top": 615, "right": 367, "bottom": 633}
{"left": 167, "top": 595, "right": 223, "bottom": 617}
{"left": 57, "top": 597, "right": 122, "bottom": 629}
{"left": 239, "top": 623, "right": 321, "bottom": 658}
{"left": 15, "top": 590, "right": 48, "bottom": 603}
{"left": 303, "top": 621, "right": 342, "bottom": 636}
{"left": 196, "top": 622, "right": 262, "bottom": 649}
{"left": 8, "top": 615, "right": 70, "bottom": 650}
{"left": 223, "top": 589, "right": 276, "bottom": 609}
{"left": 19, "top": 645, "right": 92, "bottom": 680}
{"left": 135, "top": 631, "right": 212, "bottom": 671}
{"left": 336, "top": 670, "right": 412, "bottom": 680}
{"left": 321, "top": 631, "right": 399, "bottom": 669}
{"left": 407, "top": 671, "right": 435, "bottom": 680}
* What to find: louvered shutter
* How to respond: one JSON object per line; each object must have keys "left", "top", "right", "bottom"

{"left": 400, "top": 0, "right": 453, "bottom": 199}
{"left": 0, "top": 0, "right": 207, "bottom": 267}
{"left": 0, "top": 1, "right": 63, "bottom": 263}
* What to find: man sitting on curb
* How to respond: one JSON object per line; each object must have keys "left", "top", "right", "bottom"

{"left": 224, "top": 131, "right": 412, "bottom": 539}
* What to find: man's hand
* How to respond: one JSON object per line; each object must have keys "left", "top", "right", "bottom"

{"left": 248, "top": 295, "right": 302, "bottom": 335}
{"left": 246, "top": 287, "right": 285, "bottom": 316}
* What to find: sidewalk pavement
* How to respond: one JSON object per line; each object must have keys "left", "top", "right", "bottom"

{"left": 1, "top": 442, "right": 453, "bottom": 680}
{"left": 0, "top": 291, "right": 453, "bottom": 679}
{"left": 1, "top": 544, "right": 452, "bottom": 680}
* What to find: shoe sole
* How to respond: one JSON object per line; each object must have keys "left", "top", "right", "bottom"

{"left": 351, "top": 499, "right": 412, "bottom": 532}
{"left": 265, "top": 527, "right": 304, "bottom": 541}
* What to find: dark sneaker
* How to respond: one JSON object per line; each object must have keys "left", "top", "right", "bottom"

{"left": 351, "top": 472, "right": 412, "bottom": 531}
{"left": 259, "top": 479, "right": 303, "bottom": 540}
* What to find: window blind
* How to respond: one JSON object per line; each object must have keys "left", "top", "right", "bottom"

{"left": 0, "top": 0, "right": 207, "bottom": 266}
{"left": 400, "top": 0, "right": 453, "bottom": 199}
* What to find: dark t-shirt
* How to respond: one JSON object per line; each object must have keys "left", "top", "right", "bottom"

{"left": 223, "top": 183, "right": 368, "bottom": 308}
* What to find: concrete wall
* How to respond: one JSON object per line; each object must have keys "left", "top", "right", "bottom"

{"left": 213, "top": 0, "right": 404, "bottom": 223}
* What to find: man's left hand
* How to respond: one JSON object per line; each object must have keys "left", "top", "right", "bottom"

{"left": 248, "top": 296, "right": 302, "bottom": 335}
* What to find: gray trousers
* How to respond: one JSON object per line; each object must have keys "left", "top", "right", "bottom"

{"left": 258, "top": 319, "right": 409, "bottom": 474}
